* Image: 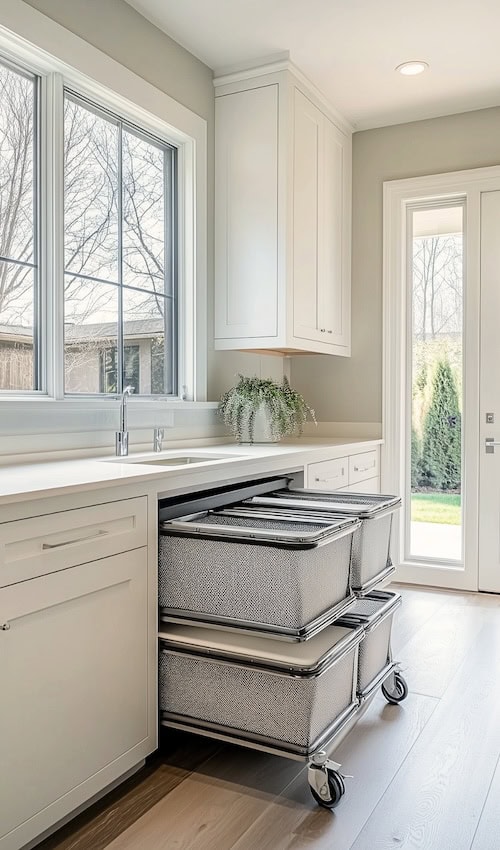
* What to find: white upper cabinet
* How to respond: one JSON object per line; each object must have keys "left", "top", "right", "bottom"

{"left": 214, "top": 62, "right": 352, "bottom": 356}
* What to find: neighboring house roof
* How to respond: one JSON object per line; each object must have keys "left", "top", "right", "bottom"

{"left": 0, "top": 323, "right": 33, "bottom": 344}
{"left": 0, "top": 319, "right": 164, "bottom": 346}
{"left": 65, "top": 319, "right": 164, "bottom": 342}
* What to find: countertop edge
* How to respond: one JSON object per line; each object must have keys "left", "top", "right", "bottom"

{"left": 0, "top": 439, "right": 383, "bottom": 506}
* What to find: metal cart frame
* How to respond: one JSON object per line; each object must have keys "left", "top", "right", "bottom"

{"left": 158, "top": 482, "right": 408, "bottom": 809}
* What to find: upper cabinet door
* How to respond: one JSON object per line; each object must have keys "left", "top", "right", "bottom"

{"left": 318, "top": 115, "right": 350, "bottom": 349}
{"left": 214, "top": 63, "right": 351, "bottom": 356}
{"left": 215, "top": 85, "right": 279, "bottom": 341}
{"left": 292, "top": 89, "right": 322, "bottom": 343}
{"left": 293, "top": 89, "right": 350, "bottom": 350}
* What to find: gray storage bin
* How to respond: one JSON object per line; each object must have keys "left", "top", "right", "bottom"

{"left": 244, "top": 491, "right": 401, "bottom": 594}
{"left": 159, "top": 621, "right": 363, "bottom": 755}
{"left": 159, "top": 509, "right": 360, "bottom": 639}
{"left": 337, "top": 590, "right": 401, "bottom": 698}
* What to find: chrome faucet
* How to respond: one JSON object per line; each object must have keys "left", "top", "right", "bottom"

{"left": 115, "top": 386, "right": 134, "bottom": 456}
{"left": 153, "top": 427, "right": 164, "bottom": 453}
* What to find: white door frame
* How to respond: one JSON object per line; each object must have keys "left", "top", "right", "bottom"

{"left": 383, "top": 165, "right": 500, "bottom": 591}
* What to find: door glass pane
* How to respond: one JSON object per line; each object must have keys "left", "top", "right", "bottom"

{"left": 409, "top": 204, "right": 463, "bottom": 562}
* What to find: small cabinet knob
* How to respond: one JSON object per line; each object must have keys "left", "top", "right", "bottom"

{"left": 1, "top": 623, "right": 10, "bottom": 631}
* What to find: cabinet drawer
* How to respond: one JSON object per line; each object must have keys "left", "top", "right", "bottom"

{"left": 0, "top": 497, "right": 147, "bottom": 587}
{"left": 346, "top": 477, "right": 380, "bottom": 494}
{"left": 349, "top": 451, "right": 379, "bottom": 485}
{"left": 307, "top": 457, "right": 348, "bottom": 490}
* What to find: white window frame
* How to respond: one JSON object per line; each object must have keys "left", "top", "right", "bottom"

{"left": 0, "top": 2, "right": 207, "bottom": 429}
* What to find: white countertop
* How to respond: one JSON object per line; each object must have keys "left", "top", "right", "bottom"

{"left": 0, "top": 438, "right": 382, "bottom": 506}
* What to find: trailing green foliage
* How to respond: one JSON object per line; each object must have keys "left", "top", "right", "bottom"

{"left": 420, "top": 359, "right": 461, "bottom": 490}
{"left": 218, "top": 375, "right": 316, "bottom": 444}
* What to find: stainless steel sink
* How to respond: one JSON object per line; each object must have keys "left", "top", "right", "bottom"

{"left": 103, "top": 452, "right": 237, "bottom": 466}
{"left": 129, "top": 454, "right": 226, "bottom": 466}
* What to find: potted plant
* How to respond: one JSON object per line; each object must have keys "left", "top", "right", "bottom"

{"left": 218, "top": 375, "right": 316, "bottom": 444}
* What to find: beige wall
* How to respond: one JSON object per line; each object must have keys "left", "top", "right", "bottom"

{"left": 24, "top": 0, "right": 213, "bottom": 120}
{"left": 291, "top": 106, "right": 500, "bottom": 424}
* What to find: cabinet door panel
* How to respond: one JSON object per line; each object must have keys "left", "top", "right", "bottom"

{"left": 319, "top": 117, "right": 346, "bottom": 343}
{"left": 293, "top": 89, "right": 321, "bottom": 342}
{"left": 215, "top": 85, "right": 278, "bottom": 339}
{"left": 346, "top": 477, "right": 380, "bottom": 494}
{"left": 0, "top": 548, "right": 148, "bottom": 844}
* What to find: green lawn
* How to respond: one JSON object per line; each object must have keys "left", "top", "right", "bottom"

{"left": 411, "top": 492, "right": 461, "bottom": 525}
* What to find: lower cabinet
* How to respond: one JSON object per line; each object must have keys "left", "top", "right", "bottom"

{"left": 0, "top": 547, "right": 150, "bottom": 850}
{"left": 305, "top": 447, "right": 380, "bottom": 494}
{"left": 345, "top": 476, "right": 380, "bottom": 494}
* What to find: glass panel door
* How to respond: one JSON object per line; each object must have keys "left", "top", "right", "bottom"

{"left": 407, "top": 203, "right": 464, "bottom": 564}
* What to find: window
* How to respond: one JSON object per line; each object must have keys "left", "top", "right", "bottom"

{"left": 0, "top": 47, "right": 186, "bottom": 401}
{"left": 99, "top": 345, "right": 140, "bottom": 394}
{"left": 63, "top": 94, "right": 177, "bottom": 396}
{"left": 0, "top": 58, "right": 39, "bottom": 391}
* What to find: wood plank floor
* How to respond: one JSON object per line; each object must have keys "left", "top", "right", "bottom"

{"left": 37, "top": 585, "right": 500, "bottom": 850}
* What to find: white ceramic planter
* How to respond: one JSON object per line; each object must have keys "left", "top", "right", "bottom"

{"left": 239, "top": 404, "right": 278, "bottom": 444}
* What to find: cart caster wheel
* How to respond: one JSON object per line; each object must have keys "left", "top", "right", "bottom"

{"left": 309, "top": 769, "right": 346, "bottom": 809}
{"left": 382, "top": 672, "right": 408, "bottom": 705}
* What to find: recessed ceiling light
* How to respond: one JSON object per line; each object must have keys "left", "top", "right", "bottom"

{"left": 396, "top": 61, "right": 429, "bottom": 76}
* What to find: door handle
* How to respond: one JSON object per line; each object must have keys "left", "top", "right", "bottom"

{"left": 314, "top": 470, "right": 345, "bottom": 483}
{"left": 485, "top": 438, "right": 500, "bottom": 454}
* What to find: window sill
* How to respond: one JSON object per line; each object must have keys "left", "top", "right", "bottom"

{"left": 0, "top": 397, "right": 219, "bottom": 410}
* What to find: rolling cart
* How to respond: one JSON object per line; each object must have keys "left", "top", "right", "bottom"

{"left": 158, "top": 479, "right": 408, "bottom": 808}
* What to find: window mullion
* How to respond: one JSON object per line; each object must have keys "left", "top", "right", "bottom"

{"left": 44, "top": 71, "right": 65, "bottom": 399}
{"left": 32, "top": 71, "right": 42, "bottom": 391}
{"left": 163, "top": 148, "right": 172, "bottom": 395}
{"left": 117, "top": 121, "right": 124, "bottom": 395}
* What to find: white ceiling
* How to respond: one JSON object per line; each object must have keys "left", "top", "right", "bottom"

{"left": 125, "top": 0, "right": 500, "bottom": 130}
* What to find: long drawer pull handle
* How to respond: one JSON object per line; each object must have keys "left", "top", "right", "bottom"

{"left": 354, "top": 463, "right": 376, "bottom": 473}
{"left": 315, "top": 471, "right": 344, "bottom": 483}
{"left": 42, "top": 529, "right": 109, "bottom": 550}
